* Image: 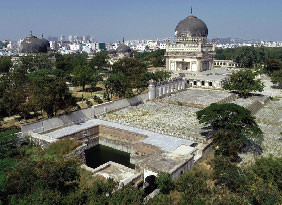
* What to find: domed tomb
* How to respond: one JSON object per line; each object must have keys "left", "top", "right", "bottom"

{"left": 165, "top": 8, "right": 215, "bottom": 73}
{"left": 41, "top": 34, "right": 50, "bottom": 49}
{"left": 175, "top": 15, "right": 208, "bottom": 38}
{"left": 19, "top": 33, "right": 49, "bottom": 54}
{"left": 116, "top": 44, "right": 131, "bottom": 53}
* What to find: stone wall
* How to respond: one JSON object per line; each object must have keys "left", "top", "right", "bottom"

{"left": 170, "top": 155, "right": 194, "bottom": 181}
{"left": 28, "top": 132, "right": 57, "bottom": 149}
{"left": 99, "top": 137, "right": 134, "bottom": 154}
{"left": 66, "top": 137, "right": 99, "bottom": 164}
{"left": 21, "top": 93, "right": 149, "bottom": 137}
{"left": 60, "top": 126, "right": 99, "bottom": 140}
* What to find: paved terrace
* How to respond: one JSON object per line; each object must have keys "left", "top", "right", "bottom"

{"left": 161, "top": 89, "right": 231, "bottom": 106}
{"left": 45, "top": 119, "right": 194, "bottom": 152}
{"left": 100, "top": 101, "right": 208, "bottom": 143}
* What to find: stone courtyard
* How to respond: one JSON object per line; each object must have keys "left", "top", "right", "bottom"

{"left": 240, "top": 96, "right": 282, "bottom": 165}
{"left": 100, "top": 89, "right": 234, "bottom": 143}
{"left": 100, "top": 101, "right": 206, "bottom": 143}
{"left": 162, "top": 89, "right": 231, "bottom": 106}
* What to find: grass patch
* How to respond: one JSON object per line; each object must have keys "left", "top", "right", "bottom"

{"left": 42, "top": 138, "right": 82, "bottom": 157}
{"left": 177, "top": 101, "right": 183, "bottom": 106}
{"left": 79, "top": 168, "right": 106, "bottom": 189}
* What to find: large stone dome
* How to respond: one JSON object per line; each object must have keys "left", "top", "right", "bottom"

{"left": 41, "top": 36, "right": 50, "bottom": 49}
{"left": 19, "top": 34, "right": 49, "bottom": 54}
{"left": 116, "top": 44, "right": 131, "bottom": 53}
{"left": 175, "top": 14, "right": 208, "bottom": 38}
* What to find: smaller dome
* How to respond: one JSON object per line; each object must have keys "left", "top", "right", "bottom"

{"left": 108, "top": 49, "right": 117, "bottom": 55}
{"left": 116, "top": 44, "right": 131, "bottom": 53}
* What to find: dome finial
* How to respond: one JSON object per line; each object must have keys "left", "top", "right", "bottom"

{"left": 190, "top": 6, "right": 193, "bottom": 16}
{"left": 30, "top": 30, "right": 33, "bottom": 36}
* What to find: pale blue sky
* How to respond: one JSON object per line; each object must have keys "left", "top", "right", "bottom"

{"left": 0, "top": 0, "right": 281, "bottom": 41}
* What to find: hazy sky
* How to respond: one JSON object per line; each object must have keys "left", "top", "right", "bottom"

{"left": 1, "top": 0, "right": 282, "bottom": 42}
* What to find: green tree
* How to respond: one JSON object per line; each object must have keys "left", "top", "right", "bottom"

{"left": 28, "top": 70, "right": 76, "bottom": 117}
{"left": 0, "top": 57, "right": 12, "bottom": 73}
{"left": 264, "top": 59, "right": 282, "bottom": 74}
{"left": 4, "top": 157, "right": 80, "bottom": 203}
{"left": 72, "top": 65, "right": 102, "bottom": 91}
{"left": 155, "top": 172, "right": 174, "bottom": 194}
{"left": 55, "top": 53, "right": 88, "bottom": 74}
{"left": 19, "top": 55, "right": 54, "bottom": 72}
{"left": 134, "top": 49, "right": 165, "bottom": 67}
{"left": 147, "top": 70, "right": 171, "bottom": 82}
{"left": 271, "top": 69, "right": 282, "bottom": 87}
{"left": 104, "top": 72, "right": 131, "bottom": 98}
{"left": 175, "top": 169, "right": 210, "bottom": 204}
{"left": 0, "top": 66, "right": 29, "bottom": 117}
{"left": 212, "top": 130, "right": 247, "bottom": 161}
{"left": 212, "top": 155, "right": 246, "bottom": 192}
{"left": 215, "top": 46, "right": 269, "bottom": 67}
{"left": 89, "top": 51, "right": 109, "bottom": 70}
{"left": 250, "top": 156, "right": 282, "bottom": 190}
{"left": 112, "top": 58, "right": 148, "bottom": 94}
{"left": 223, "top": 70, "right": 264, "bottom": 98}
{"left": 196, "top": 103, "right": 263, "bottom": 144}
{"left": 109, "top": 185, "right": 143, "bottom": 204}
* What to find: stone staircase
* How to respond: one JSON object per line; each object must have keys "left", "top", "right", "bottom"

{"left": 247, "top": 97, "right": 270, "bottom": 115}
{"left": 216, "top": 93, "right": 237, "bottom": 104}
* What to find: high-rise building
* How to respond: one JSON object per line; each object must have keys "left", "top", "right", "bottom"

{"left": 60, "top": 35, "right": 66, "bottom": 42}
{"left": 69, "top": 35, "right": 73, "bottom": 42}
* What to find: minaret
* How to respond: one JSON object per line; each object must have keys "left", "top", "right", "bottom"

{"left": 122, "top": 37, "right": 125, "bottom": 44}
{"left": 190, "top": 6, "right": 193, "bottom": 16}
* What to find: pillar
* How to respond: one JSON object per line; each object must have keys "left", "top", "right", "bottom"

{"left": 178, "top": 81, "right": 181, "bottom": 90}
{"left": 158, "top": 86, "right": 162, "bottom": 97}
{"left": 148, "top": 80, "right": 156, "bottom": 100}
{"left": 182, "top": 79, "right": 186, "bottom": 89}
{"left": 166, "top": 58, "right": 169, "bottom": 69}
{"left": 197, "top": 59, "right": 201, "bottom": 72}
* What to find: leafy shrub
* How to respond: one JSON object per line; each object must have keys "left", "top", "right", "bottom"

{"left": 93, "top": 95, "right": 103, "bottom": 104}
{"left": 155, "top": 172, "right": 174, "bottom": 194}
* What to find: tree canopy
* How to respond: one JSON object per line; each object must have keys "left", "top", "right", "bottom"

{"left": 134, "top": 49, "right": 165, "bottom": 67}
{"left": 89, "top": 51, "right": 109, "bottom": 70}
{"left": 215, "top": 46, "right": 282, "bottom": 68}
{"left": 0, "top": 57, "right": 12, "bottom": 74}
{"left": 72, "top": 65, "right": 102, "bottom": 91}
{"left": 223, "top": 70, "right": 264, "bottom": 97}
{"left": 28, "top": 70, "right": 76, "bottom": 117}
{"left": 105, "top": 58, "right": 148, "bottom": 98}
{"left": 196, "top": 103, "right": 263, "bottom": 144}
{"left": 264, "top": 58, "right": 282, "bottom": 87}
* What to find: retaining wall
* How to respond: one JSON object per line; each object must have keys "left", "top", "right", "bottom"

{"left": 21, "top": 93, "right": 149, "bottom": 137}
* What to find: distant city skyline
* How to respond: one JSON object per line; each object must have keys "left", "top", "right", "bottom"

{"left": 1, "top": 0, "right": 282, "bottom": 42}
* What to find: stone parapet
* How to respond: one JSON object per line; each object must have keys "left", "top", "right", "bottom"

{"left": 148, "top": 78, "right": 188, "bottom": 100}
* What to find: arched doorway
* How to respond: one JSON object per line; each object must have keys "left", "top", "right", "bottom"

{"left": 144, "top": 175, "right": 157, "bottom": 195}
